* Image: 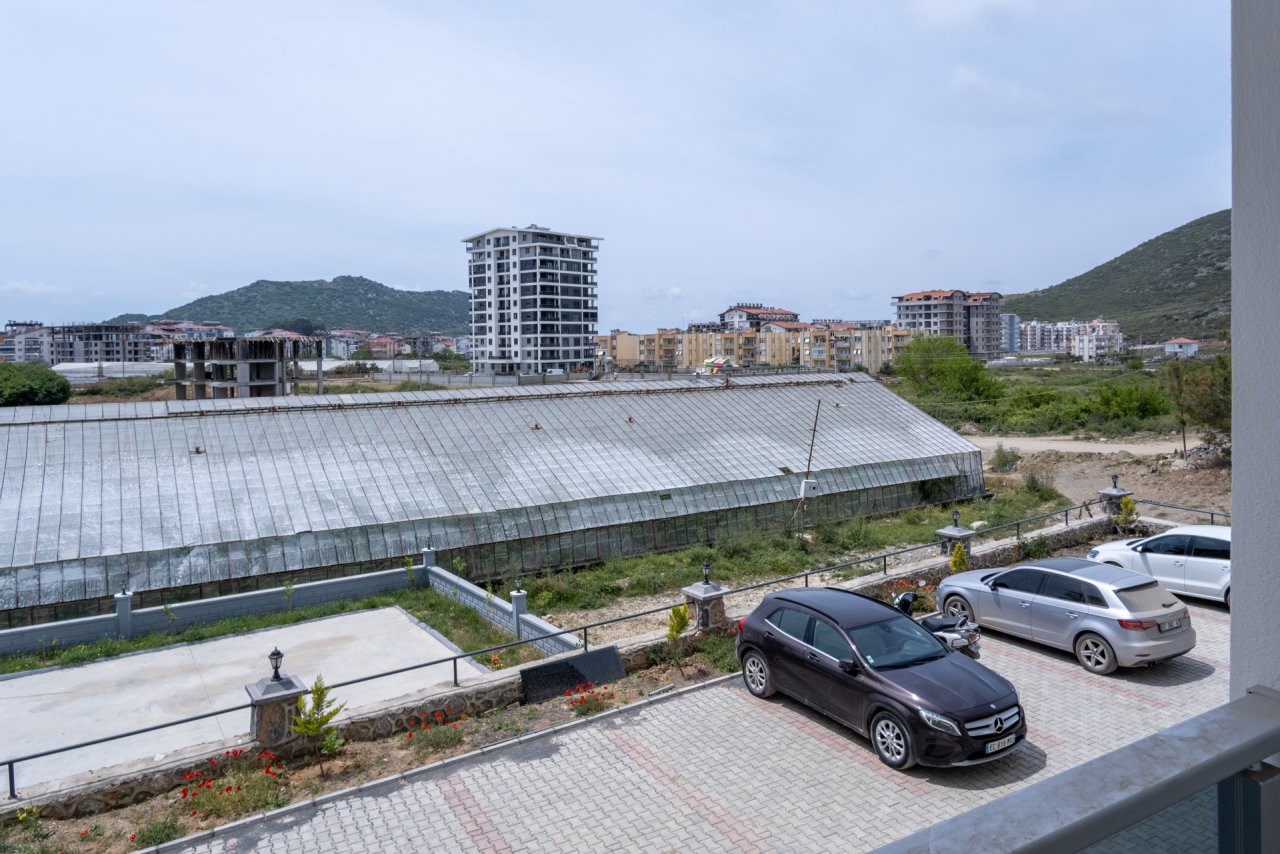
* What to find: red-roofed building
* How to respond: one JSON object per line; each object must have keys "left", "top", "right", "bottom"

{"left": 718, "top": 303, "right": 801, "bottom": 330}
{"left": 1164, "top": 337, "right": 1200, "bottom": 359}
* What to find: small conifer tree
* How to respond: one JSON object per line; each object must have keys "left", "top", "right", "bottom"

{"left": 949, "top": 542, "right": 969, "bottom": 575}
{"left": 292, "top": 675, "right": 347, "bottom": 777}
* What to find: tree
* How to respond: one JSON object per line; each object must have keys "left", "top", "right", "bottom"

{"left": 894, "top": 337, "right": 1001, "bottom": 401}
{"left": 0, "top": 362, "right": 72, "bottom": 406}
{"left": 949, "top": 542, "right": 969, "bottom": 574}
{"left": 292, "top": 675, "right": 347, "bottom": 777}
{"left": 350, "top": 346, "right": 375, "bottom": 360}
{"left": 1160, "top": 358, "right": 1193, "bottom": 456}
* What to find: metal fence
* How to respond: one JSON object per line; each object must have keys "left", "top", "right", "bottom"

{"left": 1, "top": 494, "right": 1223, "bottom": 802}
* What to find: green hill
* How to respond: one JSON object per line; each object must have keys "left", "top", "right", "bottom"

{"left": 1004, "top": 209, "right": 1230, "bottom": 343}
{"left": 112, "top": 276, "right": 469, "bottom": 336}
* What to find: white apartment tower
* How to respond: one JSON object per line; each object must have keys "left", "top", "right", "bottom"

{"left": 462, "top": 225, "right": 600, "bottom": 375}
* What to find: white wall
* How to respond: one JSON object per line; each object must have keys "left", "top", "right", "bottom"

{"left": 1230, "top": 0, "right": 1280, "bottom": 699}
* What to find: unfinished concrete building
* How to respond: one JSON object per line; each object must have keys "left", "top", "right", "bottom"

{"left": 172, "top": 337, "right": 312, "bottom": 399}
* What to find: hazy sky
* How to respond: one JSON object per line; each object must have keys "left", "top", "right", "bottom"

{"left": 0, "top": 0, "right": 1230, "bottom": 332}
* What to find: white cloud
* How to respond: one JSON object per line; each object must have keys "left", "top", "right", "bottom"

{"left": 1, "top": 280, "right": 65, "bottom": 295}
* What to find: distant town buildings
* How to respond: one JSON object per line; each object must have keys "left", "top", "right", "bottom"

{"left": 463, "top": 224, "right": 600, "bottom": 375}
{"left": 598, "top": 309, "right": 911, "bottom": 374}
{"left": 891, "top": 290, "right": 1004, "bottom": 361}
{"left": 1018, "top": 318, "right": 1125, "bottom": 362}
{"left": 1163, "top": 337, "right": 1200, "bottom": 359}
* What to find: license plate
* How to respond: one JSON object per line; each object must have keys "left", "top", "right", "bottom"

{"left": 1159, "top": 619, "right": 1182, "bottom": 632}
{"left": 985, "top": 734, "right": 1016, "bottom": 754}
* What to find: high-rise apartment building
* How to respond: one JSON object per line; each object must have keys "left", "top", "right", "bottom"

{"left": 892, "top": 290, "right": 1004, "bottom": 361}
{"left": 462, "top": 225, "right": 600, "bottom": 375}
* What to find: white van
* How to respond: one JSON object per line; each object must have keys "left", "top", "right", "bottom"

{"left": 544, "top": 368, "right": 566, "bottom": 375}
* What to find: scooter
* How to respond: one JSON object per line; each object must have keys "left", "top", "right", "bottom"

{"left": 893, "top": 591, "right": 982, "bottom": 659}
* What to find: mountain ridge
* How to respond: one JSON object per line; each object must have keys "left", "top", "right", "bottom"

{"left": 1004, "top": 209, "right": 1230, "bottom": 343}
{"left": 110, "top": 275, "right": 469, "bottom": 335}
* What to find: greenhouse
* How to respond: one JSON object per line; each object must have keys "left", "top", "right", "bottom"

{"left": 0, "top": 374, "right": 985, "bottom": 624}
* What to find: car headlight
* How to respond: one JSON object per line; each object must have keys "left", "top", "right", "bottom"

{"left": 918, "top": 708, "right": 962, "bottom": 736}
{"left": 1087, "top": 549, "right": 1099, "bottom": 559}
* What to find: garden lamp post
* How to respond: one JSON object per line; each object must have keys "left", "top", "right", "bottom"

{"left": 269, "top": 647, "right": 284, "bottom": 682}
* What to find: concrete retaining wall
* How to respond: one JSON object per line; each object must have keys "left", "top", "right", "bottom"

{"left": 0, "top": 562, "right": 581, "bottom": 660}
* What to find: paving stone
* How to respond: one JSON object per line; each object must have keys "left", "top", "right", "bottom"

{"left": 173, "top": 602, "right": 1230, "bottom": 853}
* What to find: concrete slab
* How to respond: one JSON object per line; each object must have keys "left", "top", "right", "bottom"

{"left": 0, "top": 607, "right": 486, "bottom": 799}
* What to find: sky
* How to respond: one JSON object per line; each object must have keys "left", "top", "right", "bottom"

{"left": 0, "top": 0, "right": 1230, "bottom": 333}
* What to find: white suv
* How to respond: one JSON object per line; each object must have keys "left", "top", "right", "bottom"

{"left": 1088, "top": 525, "right": 1231, "bottom": 608}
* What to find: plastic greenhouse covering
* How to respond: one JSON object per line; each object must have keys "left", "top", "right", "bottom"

{"left": 0, "top": 374, "right": 984, "bottom": 609}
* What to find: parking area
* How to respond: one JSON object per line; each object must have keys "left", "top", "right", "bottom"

{"left": 179, "top": 600, "right": 1230, "bottom": 853}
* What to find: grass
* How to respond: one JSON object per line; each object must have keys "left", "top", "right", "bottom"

{"left": 0, "top": 587, "right": 538, "bottom": 677}
{"left": 0, "top": 481, "right": 1068, "bottom": 678}
{"left": 132, "top": 815, "right": 185, "bottom": 847}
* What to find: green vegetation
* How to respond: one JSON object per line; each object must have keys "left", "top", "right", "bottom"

{"left": 132, "top": 815, "right": 186, "bottom": 847}
{"left": 948, "top": 543, "right": 968, "bottom": 574}
{"left": 292, "top": 676, "right": 346, "bottom": 776}
{"left": 73, "top": 375, "right": 164, "bottom": 398}
{"left": 1161, "top": 353, "right": 1231, "bottom": 449}
{"left": 0, "top": 586, "right": 540, "bottom": 677}
{"left": 1004, "top": 209, "right": 1230, "bottom": 343}
{"left": 693, "top": 632, "right": 741, "bottom": 673}
{"left": 0, "top": 362, "right": 72, "bottom": 406}
{"left": 522, "top": 478, "right": 1067, "bottom": 613}
{"left": 990, "top": 443, "right": 1021, "bottom": 472}
{"left": 112, "top": 275, "right": 469, "bottom": 336}
{"left": 893, "top": 338, "right": 1175, "bottom": 435}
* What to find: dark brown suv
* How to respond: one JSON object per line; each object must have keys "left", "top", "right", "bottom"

{"left": 735, "top": 587, "right": 1026, "bottom": 769}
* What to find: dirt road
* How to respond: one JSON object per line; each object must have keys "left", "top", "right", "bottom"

{"left": 967, "top": 434, "right": 1197, "bottom": 456}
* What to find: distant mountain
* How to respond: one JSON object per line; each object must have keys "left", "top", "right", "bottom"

{"left": 110, "top": 276, "right": 469, "bottom": 335}
{"left": 1004, "top": 209, "right": 1230, "bottom": 344}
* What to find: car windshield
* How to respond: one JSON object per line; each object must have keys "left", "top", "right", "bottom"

{"left": 846, "top": 616, "right": 946, "bottom": 670}
{"left": 1114, "top": 581, "right": 1179, "bottom": 613}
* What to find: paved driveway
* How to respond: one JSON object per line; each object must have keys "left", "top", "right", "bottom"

{"left": 174, "top": 601, "right": 1231, "bottom": 853}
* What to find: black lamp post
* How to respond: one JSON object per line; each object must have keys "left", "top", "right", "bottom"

{"left": 952, "top": 508, "right": 960, "bottom": 527}
{"left": 701, "top": 561, "right": 711, "bottom": 585}
{"left": 1111, "top": 473, "right": 1119, "bottom": 489}
{"left": 269, "top": 647, "right": 283, "bottom": 682}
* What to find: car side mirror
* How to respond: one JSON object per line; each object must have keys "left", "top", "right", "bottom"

{"left": 838, "top": 659, "right": 860, "bottom": 675}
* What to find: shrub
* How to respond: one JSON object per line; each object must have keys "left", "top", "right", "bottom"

{"left": 1021, "top": 472, "right": 1062, "bottom": 503}
{"left": 1113, "top": 495, "right": 1141, "bottom": 533}
{"left": 990, "top": 443, "right": 1020, "bottom": 472}
{"left": 566, "top": 682, "right": 615, "bottom": 717}
{"left": 292, "top": 675, "right": 346, "bottom": 776}
{"left": 0, "top": 362, "right": 72, "bottom": 406}
{"left": 133, "top": 815, "right": 185, "bottom": 847}
{"left": 1018, "top": 535, "right": 1053, "bottom": 561}
{"left": 949, "top": 542, "right": 969, "bottom": 574}
{"left": 694, "top": 631, "right": 741, "bottom": 673}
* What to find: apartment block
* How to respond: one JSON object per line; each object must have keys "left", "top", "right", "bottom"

{"left": 463, "top": 225, "right": 600, "bottom": 375}
{"left": 719, "top": 304, "right": 800, "bottom": 330}
{"left": 999, "top": 313, "right": 1020, "bottom": 353}
{"left": 892, "top": 290, "right": 1004, "bottom": 361}
{"left": 0, "top": 321, "right": 48, "bottom": 362}
{"left": 48, "top": 323, "right": 158, "bottom": 365}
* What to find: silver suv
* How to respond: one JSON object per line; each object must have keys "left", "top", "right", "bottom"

{"left": 936, "top": 558, "right": 1196, "bottom": 675}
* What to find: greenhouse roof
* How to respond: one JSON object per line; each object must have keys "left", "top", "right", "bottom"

{"left": 0, "top": 374, "right": 980, "bottom": 607}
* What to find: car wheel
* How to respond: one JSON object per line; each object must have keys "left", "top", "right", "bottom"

{"left": 741, "top": 649, "right": 775, "bottom": 698}
{"left": 871, "top": 711, "right": 917, "bottom": 770}
{"left": 943, "top": 595, "right": 973, "bottom": 622}
{"left": 1075, "top": 633, "right": 1118, "bottom": 675}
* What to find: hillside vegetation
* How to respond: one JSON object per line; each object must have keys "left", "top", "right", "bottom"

{"left": 112, "top": 276, "right": 469, "bottom": 335}
{"left": 1005, "top": 209, "right": 1230, "bottom": 343}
